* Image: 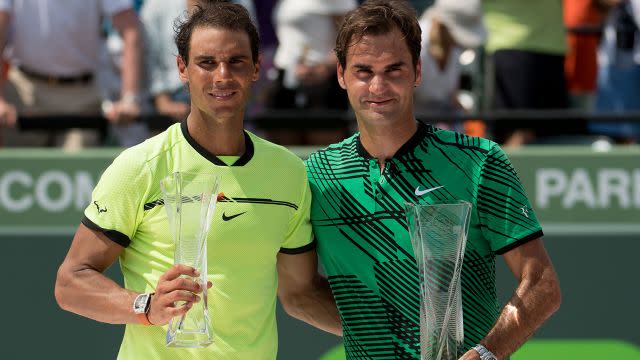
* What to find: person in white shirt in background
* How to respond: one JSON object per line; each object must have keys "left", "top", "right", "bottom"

{"left": 266, "top": 0, "right": 356, "bottom": 145}
{"left": 414, "top": 0, "right": 486, "bottom": 128}
{"left": 0, "top": 0, "right": 142, "bottom": 150}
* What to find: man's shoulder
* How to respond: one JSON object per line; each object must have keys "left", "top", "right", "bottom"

{"left": 113, "top": 123, "right": 182, "bottom": 171}
{"left": 249, "top": 131, "right": 306, "bottom": 169}
{"left": 426, "top": 124, "right": 496, "bottom": 153}
{"left": 305, "top": 133, "right": 359, "bottom": 166}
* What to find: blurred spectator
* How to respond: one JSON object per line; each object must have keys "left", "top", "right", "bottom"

{"left": 265, "top": 0, "right": 356, "bottom": 145}
{"left": 254, "top": 0, "right": 278, "bottom": 49}
{"left": 593, "top": 0, "right": 640, "bottom": 143}
{"left": 248, "top": 0, "right": 277, "bottom": 119}
{"left": 483, "top": 0, "right": 577, "bottom": 146}
{"left": 407, "top": 0, "right": 436, "bottom": 15}
{"left": 564, "top": 0, "right": 607, "bottom": 110}
{"left": 414, "top": 0, "right": 486, "bottom": 117}
{"left": 141, "top": 0, "right": 255, "bottom": 123}
{"left": 0, "top": 0, "right": 142, "bottom": 150}
{"left": 99, "top": 0, "right": 150, "bottom": 147}
{"left": 140, "top": 0, "right": 192, "bottom": 123}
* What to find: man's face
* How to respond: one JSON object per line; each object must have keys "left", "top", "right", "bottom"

{"left": 337, "top": 28, "right": 421, "bottom": 127}
{"left": 178, "top": 27, "right": 259, "bottom": 122}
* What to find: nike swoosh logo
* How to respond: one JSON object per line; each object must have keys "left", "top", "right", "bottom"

{"left": 415, "top": 185, "right": 444, "bottom": 196}
{"left": 222, "top": 211, "right": 246, "bottom": 221}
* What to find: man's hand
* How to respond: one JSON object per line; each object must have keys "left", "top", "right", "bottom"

{"left": 104, "top": 97, "right": 141, "bottom": 125}
{"left": 458, "top": 349, "right": 481, "bottom": 360}
{"left": 0, "top": 98, "right": 17, "bottom": 127}
{"left": 147, "top": 264, "right": 212, "bottom": 325}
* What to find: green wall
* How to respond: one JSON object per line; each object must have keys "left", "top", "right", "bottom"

{"left": 1, "top": 146, "right": 639, "bottom": 359}
{"left": 2, "top": 233, "right": 637, "bottom": 359}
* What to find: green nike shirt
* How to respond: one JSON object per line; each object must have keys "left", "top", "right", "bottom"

{"left": 84, "top": 122, "right": 314, "bottom": 360}
{"left": 306, "top": 122, "right": 543, "bottom": 359}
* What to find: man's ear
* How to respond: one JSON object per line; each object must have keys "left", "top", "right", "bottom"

{"left": 337, "top": 62, "right": 346, "bottom": 90}
{"left": 177, "top": 55, "right": 188, "bottom": 83}
{"left": 252, "top": 54, "right": 262, "bottom": 82}
{"left": 414, "top": 57, "right": 422, "bottom": 87}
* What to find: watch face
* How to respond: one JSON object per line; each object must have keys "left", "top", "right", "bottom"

{"left": 133, "top": 294, "right": 150, "bottom": 314}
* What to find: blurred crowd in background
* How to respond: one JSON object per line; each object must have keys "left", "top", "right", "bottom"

{"left": 0, "top": 0, "right": 639, "bottom": 150}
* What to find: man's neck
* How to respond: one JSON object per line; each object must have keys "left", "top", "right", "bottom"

{"left": 186, "top": 112, "right": 246, "bottom": 156}
{"left": 358, "top": 118, "right": 418, "bottom": 162}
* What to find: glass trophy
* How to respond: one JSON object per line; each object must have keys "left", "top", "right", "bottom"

{"left": 405, "top": 201, "right": 472, "bottom": 360}
{"left": 160, "top": 172, "right": 221, "bottom": 348}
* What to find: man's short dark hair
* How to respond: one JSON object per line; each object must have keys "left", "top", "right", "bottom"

{"left": 335, "top": 0, "right": 421, "bottom": 69}
{"left": 174, "top": 0, "right": 260, "bottom": 64}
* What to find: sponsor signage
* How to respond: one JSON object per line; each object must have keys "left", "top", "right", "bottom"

{"left": 0, "top": 149, "right": 117, "bottom": 234}
{"left": 1, "top": 146, "right": 639, "bottom": 234}
{"left": 509, "top": 146, "right": 640, "bottom": 234}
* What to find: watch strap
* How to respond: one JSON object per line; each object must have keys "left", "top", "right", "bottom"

{"left": 137, "top": 311, "right": 153, "bottom": 326}
{"left": 473, "top": 344, "right": 497, "bottom": 360}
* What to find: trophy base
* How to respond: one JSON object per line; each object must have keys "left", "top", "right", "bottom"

{"left": 166, "top": 330, "right": 214, "bottom": 348}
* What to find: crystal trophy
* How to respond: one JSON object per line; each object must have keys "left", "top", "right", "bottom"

{"left": 160, "top": 172, "right": 221, "bottom": 348}
{"left": 405, "top": 201, "right": 472, "bottom": 360}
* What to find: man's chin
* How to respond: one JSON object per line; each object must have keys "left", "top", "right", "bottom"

{"left": 357, "top": 109, "right": 396, "bottom": 124}
{"left": 199, "top": 105, "right": 243, "bottom": 121}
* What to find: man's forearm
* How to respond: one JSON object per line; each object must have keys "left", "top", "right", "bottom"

{"left": 114, "top": 10, "right": 142, "bottom": 98}
{"left": 120, "top": 28, "right": 141, "bottom": 97}
{"left": 55, "top": 266, "right": 140, "bottom": 325}
{"left": 477, "top": 267, "right": 561, "bottom": 359}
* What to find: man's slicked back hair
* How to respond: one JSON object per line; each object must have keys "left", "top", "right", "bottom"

{"left": 174, "top": 0, "right": 260, "bottom": 65}
{"left": 335, "top": 0, "right": 421, "bottom": 68}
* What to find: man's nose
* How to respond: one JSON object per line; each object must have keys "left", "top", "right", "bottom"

{"left": 369, "top": 75, "right": 387, "bottom": 94}
{"left": 213, "top": 62, "right": 232, "bottom": 82}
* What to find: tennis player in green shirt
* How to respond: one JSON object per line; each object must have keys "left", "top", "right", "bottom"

{"left": 54, "top": 2, "right": 341, "bottom": 359}
{"left": 305, "top": 1, "right": 561, "bottom": 359}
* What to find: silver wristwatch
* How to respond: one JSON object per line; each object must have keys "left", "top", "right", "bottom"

{"left": 133, "top": 293, "right": 153, "bottom": 325}
{"left": 473, "top": 344, "right": 497, "bottom": 360}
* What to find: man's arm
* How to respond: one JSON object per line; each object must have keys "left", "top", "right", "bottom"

{"left": 55, "top": 223, "right": 207, "bottom": 325}
{"left": 109, "top": 8, "right": 142, "bottom": 124}
{"left": 460, "top": 238, "right": 561, "bottom": 360}
{"left": 277, "top": 249, "right": 343, "bottom": 336}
